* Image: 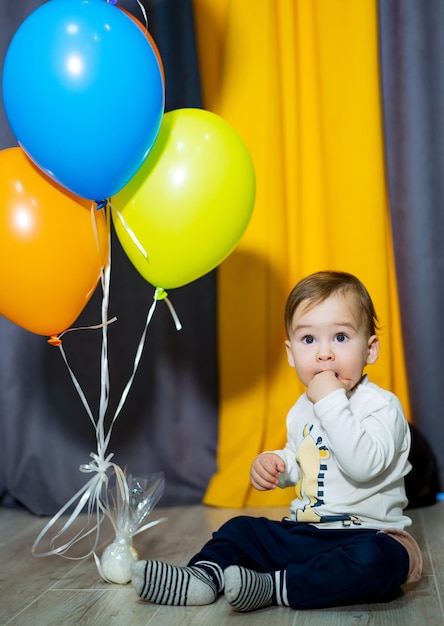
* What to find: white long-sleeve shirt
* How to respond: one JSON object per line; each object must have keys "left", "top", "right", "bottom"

{"left": 274, "top": 376, "right": 412, "bottom": 530}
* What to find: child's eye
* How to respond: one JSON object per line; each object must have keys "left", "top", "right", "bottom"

{"left": 302, "top": 335, "right": 315, "bottom": 345}
{"left": 335, "top": 333, "right": 348, "bottom": 343}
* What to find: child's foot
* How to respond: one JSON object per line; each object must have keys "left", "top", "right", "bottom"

{"left": 131, "top": 560, "right": 222, "bottom": 606}
{"left": 224, "top": 565, "right": 273, "bottom": 612}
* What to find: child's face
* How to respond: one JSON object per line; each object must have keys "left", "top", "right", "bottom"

{"left": 285, "top": 293, "right": 379, "bottom": 393}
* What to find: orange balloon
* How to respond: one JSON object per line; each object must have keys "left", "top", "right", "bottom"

{"left": 118, "top": 7, "right": 165, "bottom": 85}
{"left": 0, "top": 148, "right": 109, "bottom": 337}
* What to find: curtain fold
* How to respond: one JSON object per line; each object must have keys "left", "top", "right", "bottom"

{"left": 194, "top": 0, "right": 410, "bottom": 507}
{"left": 378, "top": 0, "right": 444, "bottom": 489}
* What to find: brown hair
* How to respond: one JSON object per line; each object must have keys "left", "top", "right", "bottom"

{"left": 284, "top": 271, "right": 379, "bottom": 338}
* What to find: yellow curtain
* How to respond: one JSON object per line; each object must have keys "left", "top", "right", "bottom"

{"left": 193, "top": 0, "right": 410, "bottom": 507}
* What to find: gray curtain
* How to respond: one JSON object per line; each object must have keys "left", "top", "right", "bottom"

{"left": 0, "top": 0, "right": 218, "bottom": 514}
{"left": 378, "top": 0, "right": 444, "bottom": 489}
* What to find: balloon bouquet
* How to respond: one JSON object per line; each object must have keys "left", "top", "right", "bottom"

{"left": 0, "top": 0, "right": 255, "bottom": 583}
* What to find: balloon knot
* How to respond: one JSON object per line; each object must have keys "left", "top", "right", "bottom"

{"left": 154, "top": 287, "right": 168, "bottom": 301}
{"left": 48, "top": 335, "right": 62, "bottom": 347}
{"left": 95, "top": 199, "right": 108, "bottom": 210}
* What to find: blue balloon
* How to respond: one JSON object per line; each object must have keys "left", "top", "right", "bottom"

{"left": 2, "top": 0, "right": 164, "bottom": 200}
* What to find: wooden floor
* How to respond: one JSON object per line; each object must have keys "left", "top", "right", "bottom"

{"left": 1, "top": 501, "right": 443, "bottom": 625}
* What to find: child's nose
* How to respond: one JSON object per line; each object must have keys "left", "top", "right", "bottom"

{"left": 317, "top": 343, "right": 333, "bottom": 361}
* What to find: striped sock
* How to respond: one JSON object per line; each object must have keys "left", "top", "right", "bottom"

{"left": 224, "top": 565, "right": 274, "bottom": 612}
{"left": 274, "top": 570, "right": 289, "bottom": 606}
{"left": 131, "top": 560, "right": 223, "bottom": 605}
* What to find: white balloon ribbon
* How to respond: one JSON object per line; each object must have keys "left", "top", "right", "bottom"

{"left": 33, "top": 203, "right": 181, "bottom": 564}
{"left": 113, "top": 207, "right": 148, "bottom": 259}
{"left": 135, "top": 0, "right": 149, "bottom": 30}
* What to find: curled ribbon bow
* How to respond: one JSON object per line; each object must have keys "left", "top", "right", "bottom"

{"left": 32, "top": 453, "right": 123, "bottom": 559}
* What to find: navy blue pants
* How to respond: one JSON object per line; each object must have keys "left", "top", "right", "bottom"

{"left": 188, "top": 516, "right": 410, "bottom": 609}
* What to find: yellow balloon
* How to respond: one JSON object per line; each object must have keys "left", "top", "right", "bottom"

{"left": 111, "top": 108, "right": 256, "bottom": 288}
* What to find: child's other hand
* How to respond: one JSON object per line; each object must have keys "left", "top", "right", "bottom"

{"left": 250, "top": 453, "right": 286, "bottom": 491}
